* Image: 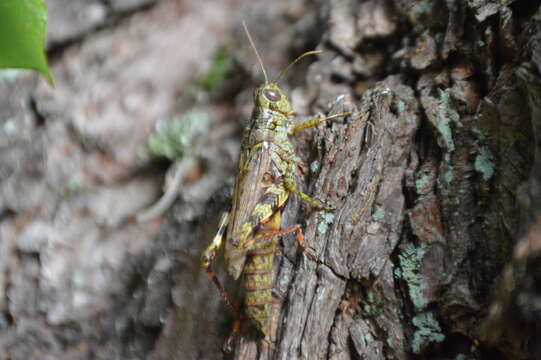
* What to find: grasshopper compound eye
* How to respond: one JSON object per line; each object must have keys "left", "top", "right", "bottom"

{"left": 264, "top": 88, "right": 281, "bottom": 102}
{"left": 261, "top": 172, "right": 274, "bottom": 186}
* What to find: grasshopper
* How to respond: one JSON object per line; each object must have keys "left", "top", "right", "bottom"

{"left": 201, "top": 21, "right": 350, "bottom": 340}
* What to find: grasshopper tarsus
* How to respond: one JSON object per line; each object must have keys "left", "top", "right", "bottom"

{"left": 304, "top": 251, "right": 318, "bottom": 262}
{"left": 313, "top": 200, "right": 335, "bottom": 212}
{"left": 290, "top": 224, "right": 318, "bottom": 261}
{"left": 222, "top": 334, "right": 236, "bottom": 354}
{"left": 319, "top": 200, "right": 336, "bottom": 212}
{"left": 222, "top": 317, "right": 242, "bottom": 354}
{"left": 260, "top": 337, "right": 277, "bottom": 352}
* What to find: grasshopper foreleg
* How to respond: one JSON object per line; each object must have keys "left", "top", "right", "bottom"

{"left": 289, "top": 112, "right": 351, "bottom": 134}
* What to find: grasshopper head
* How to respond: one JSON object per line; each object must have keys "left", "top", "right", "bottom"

{"left": 242, "top": 21, "right": 319, "bottom": 119}
{"left": 253, "top": 83, "right": 293, "bottom": 116}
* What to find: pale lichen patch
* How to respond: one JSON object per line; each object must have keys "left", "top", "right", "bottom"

{"left": 317, "top": 211, "right": 335, "bottom": 235}
{"left": 474, "top": 146, "right": 495, "bottom": 181}
{"left": 372, "top": 207, "right": 385, "bottom": 221}
{"left": 411, "top": 311, "right": 445, "bottom": 354}
{"left": 398, "top": 243, "right": 428, "bottom": 311}
{"left": 436, "top": 89, "right": 460, "bottom": 153}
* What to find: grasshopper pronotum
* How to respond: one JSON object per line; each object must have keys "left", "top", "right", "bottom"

{"left": 201, "top": 21, "right": 350, "bottom": 341}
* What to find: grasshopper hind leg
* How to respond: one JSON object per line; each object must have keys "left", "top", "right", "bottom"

{"left": 201, "top": 212, "right": 229, "bottom": 269}
{"left": 244, "top": 223, "right": 317, "bottom": 261}
{"left": 201, "top": 212, "right": 242, "bottom": 348}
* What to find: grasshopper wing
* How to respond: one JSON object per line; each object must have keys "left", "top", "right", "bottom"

{"left": 225, "top": 143, "right": 280, "bottom": 279}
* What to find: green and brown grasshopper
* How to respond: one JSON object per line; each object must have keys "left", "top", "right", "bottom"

{"left": 201, "top": 22, "right": 350, "bottom": 339}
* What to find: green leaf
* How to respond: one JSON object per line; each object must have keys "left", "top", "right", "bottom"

{"left": 0, "top": 0, "right": 53, "bottom": 85}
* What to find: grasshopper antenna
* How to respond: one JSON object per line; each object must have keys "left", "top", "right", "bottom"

{"left": 274, "top": 50, "right": 322, "bottom": 84}
{"left": 242, "top": 21, "right": 269, "bottom": 83}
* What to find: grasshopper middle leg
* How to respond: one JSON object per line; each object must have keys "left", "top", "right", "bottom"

{"left": 283, "top": 163, "right": 331, "bottom": 211}
{"left": 286, "top": 112, "right": 351, "bottom": 211}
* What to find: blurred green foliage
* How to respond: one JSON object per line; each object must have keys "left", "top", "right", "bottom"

{"left": 0, "top": 0, "right": 53, "bottom": 84}
{"left": 194, "top": 46, "right": 233, "bottom": 91}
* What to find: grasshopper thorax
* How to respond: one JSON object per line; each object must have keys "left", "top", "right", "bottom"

{"left": 253, "top": 83, "right": 293, "bottom": 117}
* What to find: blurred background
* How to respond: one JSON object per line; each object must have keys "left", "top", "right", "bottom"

{"left": 1, "top": 0, "right": 330, "bottom": 358}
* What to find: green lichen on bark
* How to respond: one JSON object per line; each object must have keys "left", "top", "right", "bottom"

{"left": 372, "top": 207, "right": 385, "bottom": 221}
{"left": 398, "top": 243, "right": 428, "bottom": 311}
{"left": 436, "top": 89, "right": 460, "bottom": 153}
{"left": 361, "top": 287, "right": 388, "bottom": 319}
{"left": 444, "top": 168, "right": 454, "bottom": 183}
{"left": 310, "top": 160, "right": 320, "bottom": 174}
{"left": 415, "top": 173, "right": 431, "bottom": 193}
{"left": 398, "top": 100, "right": 406, "bottom": 113}
{"left": 411, "top": 311, "right": 445, "bottom": 354}
{"left": 474, "top": 146, "right": 495, "bottom": 180}
{"left": 317, "top": 211, "right": 335, "bottom": 235}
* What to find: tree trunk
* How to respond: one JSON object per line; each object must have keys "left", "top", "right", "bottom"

{"left": 2, "top": 1, "right": 541, "bottom": 360}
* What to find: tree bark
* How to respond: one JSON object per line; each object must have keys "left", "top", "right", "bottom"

{"left": 173, "top": 1, "right": 540, "bottom": 359}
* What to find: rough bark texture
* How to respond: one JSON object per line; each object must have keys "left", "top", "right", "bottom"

{"left": 2, "top": 0, "right": 541, "bottom": 359}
